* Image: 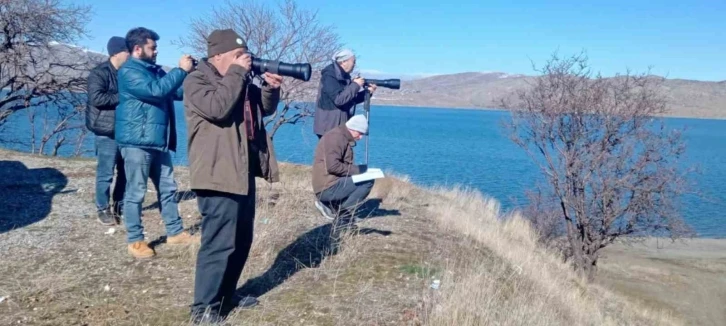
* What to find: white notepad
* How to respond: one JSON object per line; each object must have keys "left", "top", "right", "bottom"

{"left": 351, "top": 168, "right": 385, "bottom": 183}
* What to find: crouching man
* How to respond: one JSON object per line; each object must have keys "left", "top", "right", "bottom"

{"left": 182, "top": 29, "right": 282, "bottom": 324}
{"left": 312, "top": 115, "right": 374, "bottom": 252}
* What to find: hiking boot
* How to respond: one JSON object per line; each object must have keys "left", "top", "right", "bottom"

{"left": 97, "top": 209, "right": 116, "bottom": 226}
{"left": 128, "top": 241, "right": 155, "bottom": 259}
{"left": 314, "top": 199, "right": 335, "bottom": 220}
{"left": 167, "top": 231, "right": 201, "bottom": 245}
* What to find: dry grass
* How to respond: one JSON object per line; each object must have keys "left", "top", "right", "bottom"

{"left": 0, "top": 149, "right": 690, "bottom": 325}
{"left": 420, "top": 186, "right": 682, "bottom": 326}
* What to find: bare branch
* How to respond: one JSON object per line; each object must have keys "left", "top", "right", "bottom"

{"left": 0, "top": 0, "right": 94, "bottom": 154}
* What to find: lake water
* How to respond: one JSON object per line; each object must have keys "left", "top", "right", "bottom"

{"left": 2, "top": 104, "right": 725, "bottom": 238}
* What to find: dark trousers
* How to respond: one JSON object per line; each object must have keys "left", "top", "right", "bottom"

{"left": 94, "top": 135, "right": 125, "bottom": 214}
{"left": 191, "top": 177, "right": 256, "bottom": 314}
{"left": 318, "top": 177, "right": 374, "bottom": 233}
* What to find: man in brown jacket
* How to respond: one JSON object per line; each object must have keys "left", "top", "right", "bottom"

{"left": 182, "top": 29, "right": 282, "bottom": 324}
{"left": 312, "top": 115, "right": 375, "bottom": 252}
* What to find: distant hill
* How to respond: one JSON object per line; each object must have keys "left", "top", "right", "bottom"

{"left": 42, "top": 42, "right": 173, "bottom": 77}
{"left": 369, "top": 72, "right": 726, "bottom": 119}
{"left": 28, "top": 44, "right": 726, "bottom": 119}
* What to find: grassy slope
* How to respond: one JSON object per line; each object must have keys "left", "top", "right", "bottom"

{"left": 0, "top": 149, "right": 680, "bottom": 325}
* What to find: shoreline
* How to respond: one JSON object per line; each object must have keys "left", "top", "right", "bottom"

{"left": 600, "top": 237, "right": 726, "bottom": 325}
{"left": 0, "top": 148, "right": 724, "bottom": 240}
{"left": 368, "top": 101, "right": 726, "bottom": 121}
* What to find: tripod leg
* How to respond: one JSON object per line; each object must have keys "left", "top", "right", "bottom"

{"left": 364, "top": 90, "right": 371, "bottom": 166}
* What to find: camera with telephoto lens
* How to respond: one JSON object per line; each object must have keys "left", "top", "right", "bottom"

{"left": 252, "top": 57, "right": 312, "bottom": 81}
{"left": 363, "top": 78, "right": 401, "bottom": 89}
{"left": 190, "top": 56, "right": 312, "bottom": 82}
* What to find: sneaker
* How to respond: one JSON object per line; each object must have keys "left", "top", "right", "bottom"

{"left": 97, "top": 209, "right": 116, "bottom": 226}
{"left": 231, "top": 295, "right": 259, "bottom": 309}
{"left": 128, "top": 241, "right": 155, "bottom": 259}
{"left": 314, "top": 200, "right": 335, "bottom": 220}
{"left": 167, "top": 231, "right": 201, "bottom": 245}
{"left": 192, "top": 310, "right": 227, "bottom": 325}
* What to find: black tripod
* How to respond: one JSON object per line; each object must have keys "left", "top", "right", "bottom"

{"left": 363, "top": 89, "right": 371, "bottom": 166}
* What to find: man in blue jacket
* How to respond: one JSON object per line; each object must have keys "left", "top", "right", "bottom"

{"left": 115, "top": 27, "right": 197, "bottom": 259}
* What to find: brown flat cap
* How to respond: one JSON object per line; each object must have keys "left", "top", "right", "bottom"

{"left": 207, "top": 29, "right": 248, "bottom": 57}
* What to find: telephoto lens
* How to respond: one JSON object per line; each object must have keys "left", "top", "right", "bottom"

{"left": 251, "top": 57, "right": 312, "bottom": 81}
{"left": 364, "top": 78, "right": 401, "bottom": 89}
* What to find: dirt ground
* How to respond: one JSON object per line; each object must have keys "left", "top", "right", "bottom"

{"left": 0, "top": 149, "right": 473, "bottom": 325}
{"left": 1, "top": 149, "right": 724, "bottom": 325}
{"left": 599, "top": 238, "right": 726, "bottom": 326}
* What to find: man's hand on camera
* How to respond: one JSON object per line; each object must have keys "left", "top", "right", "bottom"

{"left": 179, "top": 54, "right": 194, "bottom": 72}
{"left": 233, "top": 53, "right": 252, "bottom": 71}
{"left": 263, "top": 73, "right": 283, "bottom": 89}
{"left": 367, "top": 84, "right": 377, "bottom": 94}
{"left": 353, "top": 77, "right": 365, "bottom": 87}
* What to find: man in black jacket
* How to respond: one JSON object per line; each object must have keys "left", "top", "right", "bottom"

{"left": 313, "top": 49, "right": 376, "bottom": 219}
{"left": 313, "top": 49, "right": 377, "bottom": 139}
{"left": 86, "top": 36, "right": 129, "bottom": 225}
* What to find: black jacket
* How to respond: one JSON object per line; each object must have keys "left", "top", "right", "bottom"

{"left": 85, "top": 60, "right": 120, "bottom": 137}
{"left": 313, "top": 62, "right": 365, "bottom": 136}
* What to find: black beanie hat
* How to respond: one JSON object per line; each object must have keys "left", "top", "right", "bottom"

{"left": 107, "top": 36, "right": 127, "bottom": 57}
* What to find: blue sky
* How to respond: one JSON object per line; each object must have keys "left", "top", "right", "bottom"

{"left": 70, "top": 0, "right": 725, "bottom": 81}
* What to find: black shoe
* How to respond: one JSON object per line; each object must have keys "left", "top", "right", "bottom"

{"left": 220, "top": 295, "right": 259, "bottom": 315}
{"left": 97, "top": 209, "right": 115, "bottom": 226}
{"left": 192, "top": 310, "right": 227, "bottom": 325}
{"left": 112, "top": 204, "right": 123, "bottom": 224}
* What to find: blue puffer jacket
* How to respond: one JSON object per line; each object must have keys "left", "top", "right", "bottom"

{"left": 115, "top": 57, "right": 187, "bottom": 152}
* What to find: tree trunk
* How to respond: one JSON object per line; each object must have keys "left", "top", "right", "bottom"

{"left": 38, "top": 138, "right": 47, "bottom": 156}
{"left": 51, "top": 135, "right": 65, "bottom": 156}
{"left": 562, "top": 200, "right": 589, "bottom": 279}
{"left": 74, "top": 130, "right": 87, "bottom": 157}
{"left": 584, "top": 255, "right": 598, "bottom": 282}
{"left": 28, "top": 108, "right": 36, "bottom": 153}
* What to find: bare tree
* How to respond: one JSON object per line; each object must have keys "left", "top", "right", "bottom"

{"left": 0, "top": 0, "right": 94, "bottom": 154}
{"left": 175, "top": 0, "right": 341, "bottom": 139}
{"left": 501, "top": 52, "right": 694, "bottom": 281}
{"left": 34, "top": 101, "right": 86, "bottom": 156}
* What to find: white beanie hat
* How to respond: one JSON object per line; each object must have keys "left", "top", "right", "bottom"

{"left": 345, "top": 115, "right": 368, "bottom": 135}
{"left": 333, "top": 48, "right": 355, "bottom": 62}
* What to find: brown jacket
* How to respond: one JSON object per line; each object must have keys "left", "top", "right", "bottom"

{"left": 312, "top": 125, "right": 360, "bottom": 194}
{"left": 183, "top": 59, "right": 280, "bottom": 196}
